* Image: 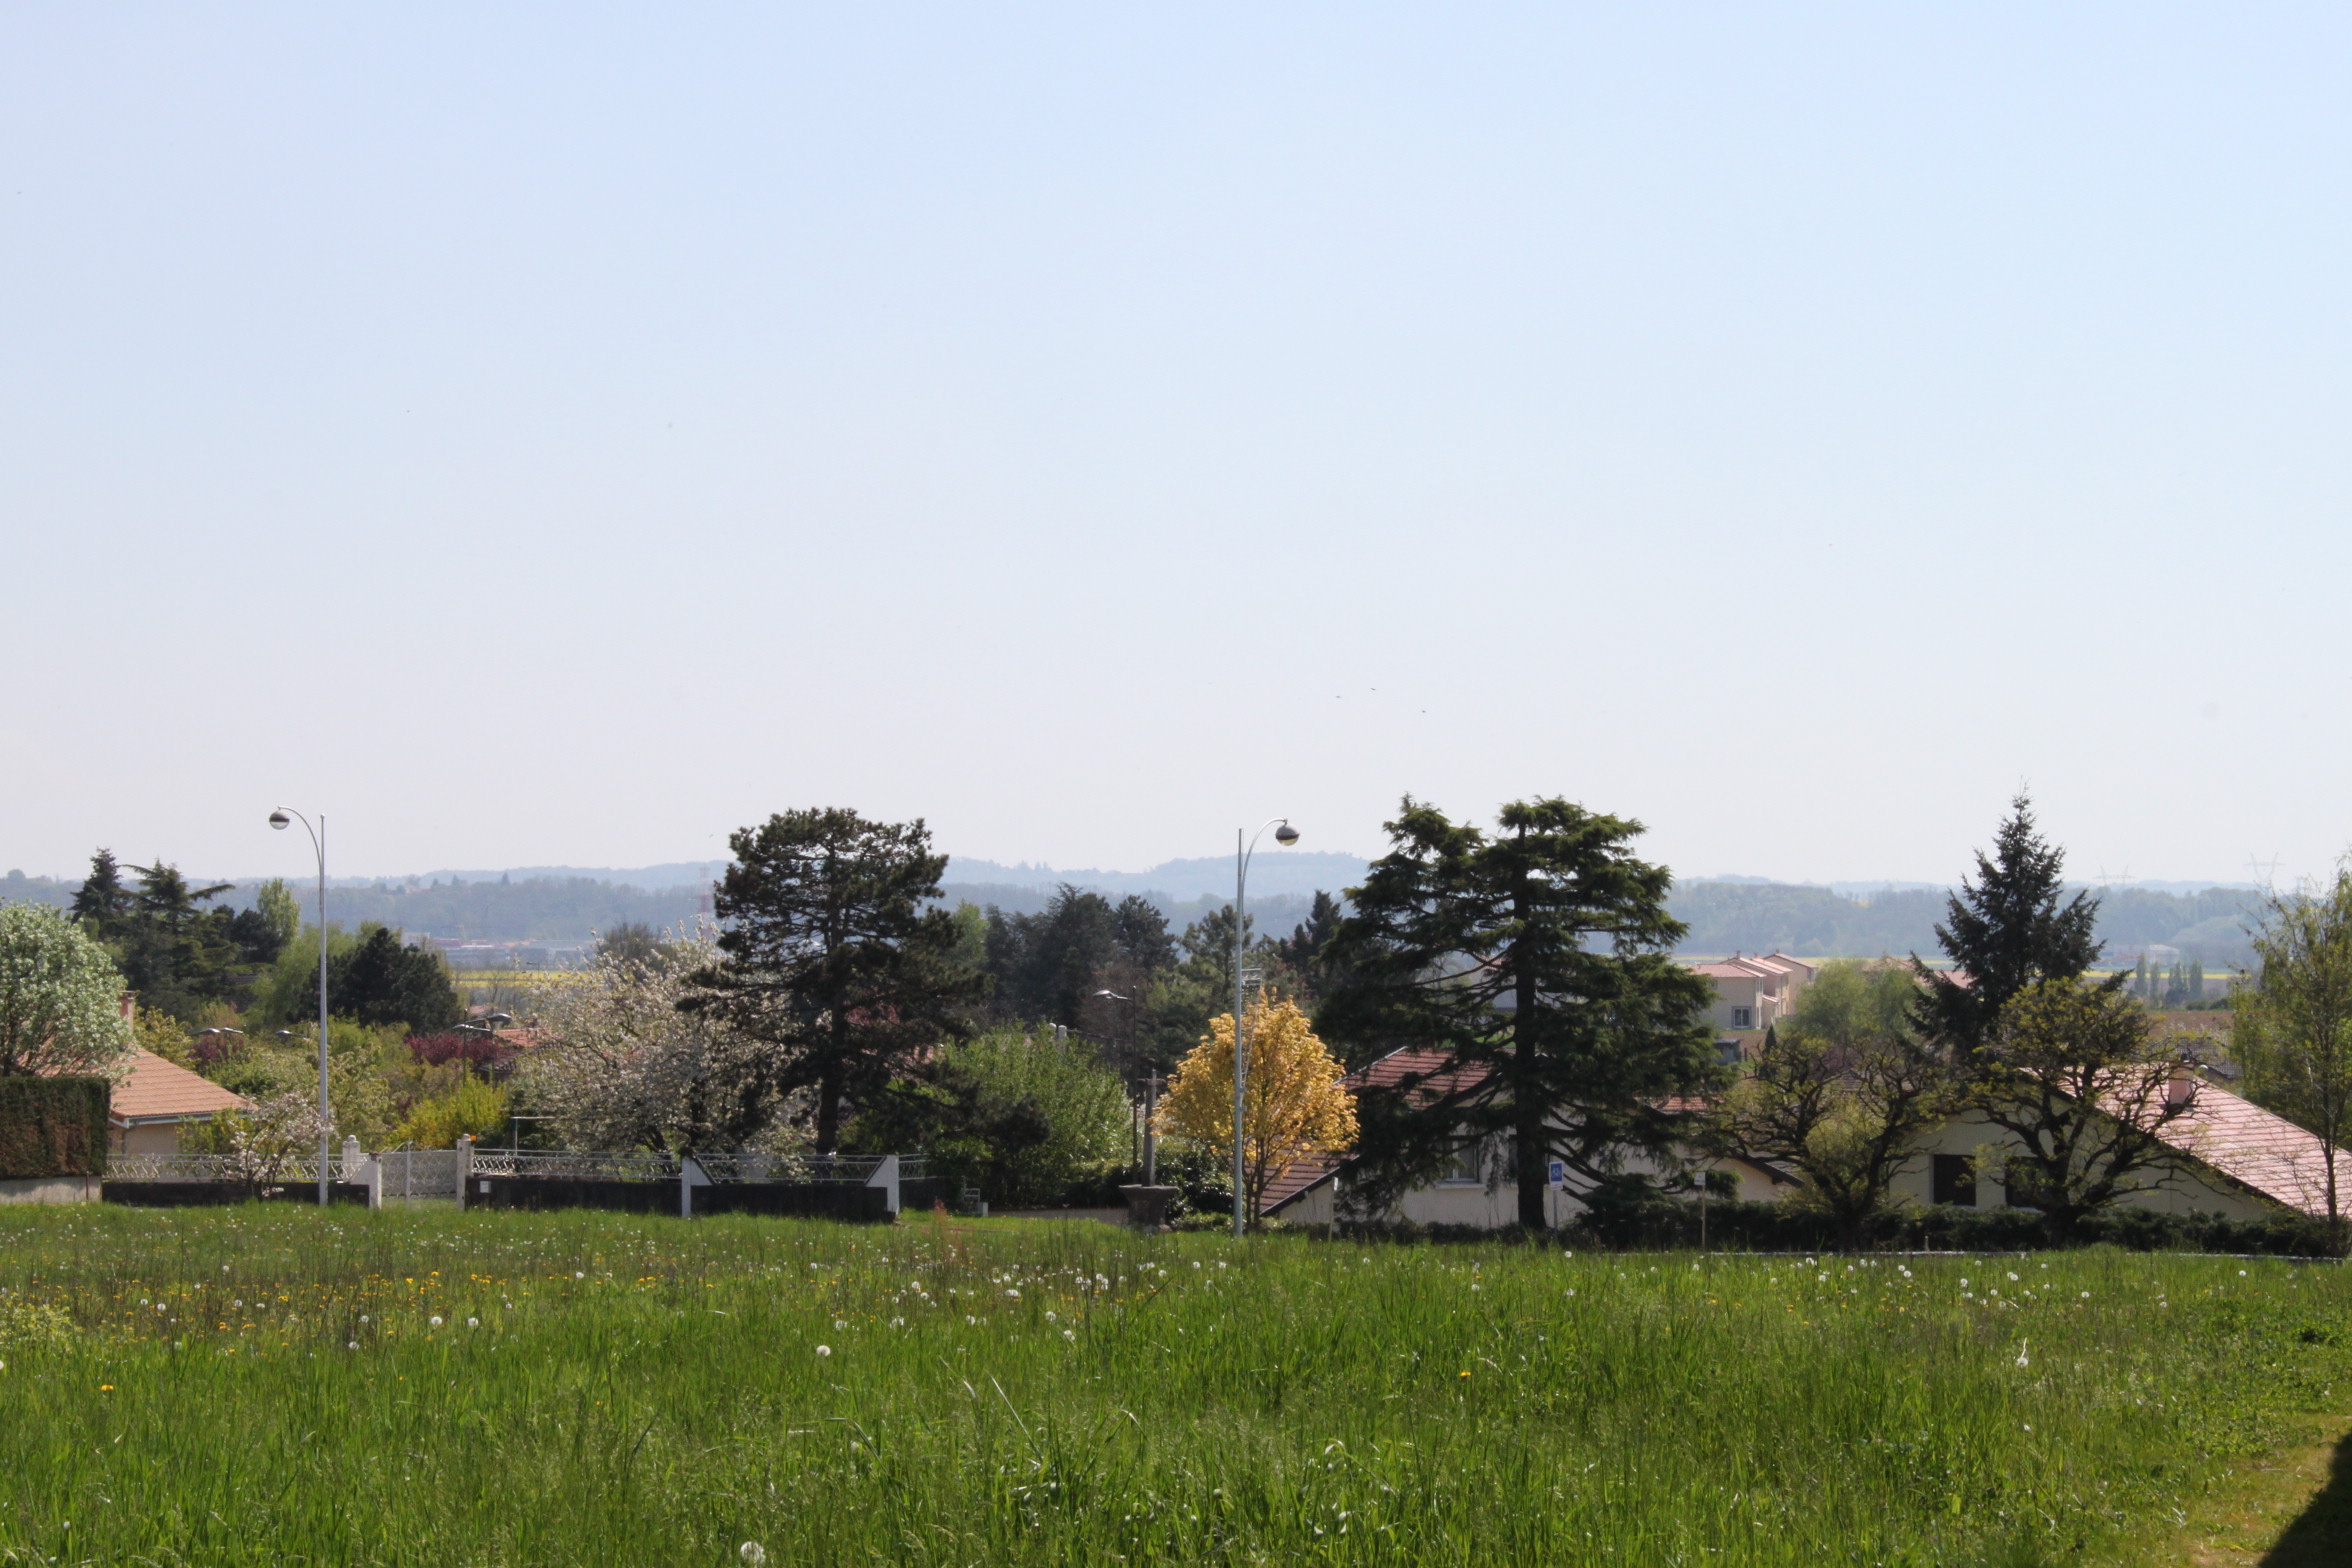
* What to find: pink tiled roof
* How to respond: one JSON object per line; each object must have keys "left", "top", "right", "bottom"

{"left": 108, "top": 1050, "right": 252, "bottom": 1125}
{"left": 2143, "top": 1082, "right": 2352, "bottom": 1219}
{"left": 1261, "top": 1159, "right": 1342, "bottom": 1213}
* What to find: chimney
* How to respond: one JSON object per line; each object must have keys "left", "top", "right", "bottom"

{"left": 2166, "top": 1063, "right": 2197, "bottom": 1108}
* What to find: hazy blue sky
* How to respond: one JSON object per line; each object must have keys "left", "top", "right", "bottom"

{"left": 6, "top": 5, "right": 2349, "bottom": 888}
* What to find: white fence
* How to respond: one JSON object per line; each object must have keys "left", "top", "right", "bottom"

{"left": 104, "top": 1141, "right": 922, "bottom": 1215}
{"left": 107, "top": 1151, "right": 363, "bottom": 1184}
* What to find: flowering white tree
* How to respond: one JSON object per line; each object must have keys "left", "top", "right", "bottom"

{"left": 526, "top": 930, "right": 808, "bottom": 1154}
{"left": 216, "top": 1090, "right": 334, "bottom": 1188}
{"left": 0, "top": 902, "right": 133, "bottom": 1078}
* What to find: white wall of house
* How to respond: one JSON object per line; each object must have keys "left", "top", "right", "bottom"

{"left": 1886, "top": 1112, "right": 2274, "bottom": 1222}
{"left": 112, "top": 1120, "right": 194, "bottom": 1157}
{"left": 1277, "top": 1150, "right": 1786, "bottom": 1227}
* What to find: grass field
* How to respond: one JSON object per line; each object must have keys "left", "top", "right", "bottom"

{"left": 0, "top": 1207, "right": 2347, "bottom": 1566}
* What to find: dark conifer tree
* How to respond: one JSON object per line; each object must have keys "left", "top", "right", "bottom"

{"left": 1111, "top": 895, "right": 1176, "bottom": 974}
{"left": 69, "top": 850, "right": 133, "bottom": 938}
{"left": 691, "top": 808, "right": 987, "bottom": 1153}
{"left": 1319, "top": 796, "right": 1719, "bottom": 1230}
{"left": 1279, "top": 889, "right": 1347, "bottom": 1002}
{"left": 1914, "top": 794, "right": 2103, "bottom": 1055}
{"left": 328, "top": 926, "right": 464, "bottom": 1032}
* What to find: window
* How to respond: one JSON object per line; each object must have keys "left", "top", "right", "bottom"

{"left": 1730, "top": 1007, "right": 1755, "bottom": 1029}
{"left": 2003, "top": 1162, "right": 2051, "bottom": 1211}
{"left": 1931, "top": 1154, "right": 1976, "bottom": 1207}
{"left": 1442, "top": 1143, "right": 1485, "bottom": 1186}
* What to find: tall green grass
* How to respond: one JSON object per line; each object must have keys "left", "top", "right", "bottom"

{"left": 0, "top": 1205, "right": 2344, "bottom": 1566}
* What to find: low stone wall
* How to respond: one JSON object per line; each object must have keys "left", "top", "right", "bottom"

{"left": 0, "top": 1175, "right": 100, "bottom": 1206}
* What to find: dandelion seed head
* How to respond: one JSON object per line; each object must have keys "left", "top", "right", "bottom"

{"left": 815, "top": 1344, "right": 831, "bottom": 1358}
{"left": 741, "top": 1544, "right": 767, "bottom": 1567}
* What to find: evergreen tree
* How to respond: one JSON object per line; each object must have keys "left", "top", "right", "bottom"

{"left": 328, "top": 927, "right": 464, "bottom": 1032}
{"left": 110, "top": 861, "right": 238, "bottom": 1022}
{"left": 982, "top": 886, "right": 1121, "bottom": 1027}
{"left": 1319, "top": 796, "right": 1720, "bottom": 1230}
{"left": 1277, "top": 889, "right": 1347, "bottom": 1002}
{"left": 1111, "top": 895, "right": 1176, "bottom": 974}
{"left": 1914, "top": 794, "right": 2103, "bottom": 1055}
{"left": 69, "top": 849, "right": 133, "bottom": 938}
{"left": 688, "top": 808, "right": 988, "bottom": 1154}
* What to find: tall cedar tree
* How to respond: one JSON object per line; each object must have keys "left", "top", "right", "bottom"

{"left": 1914, "top": 794, "right": 2102, "bottom": 1054}
{"left": 693, "top": 808, "right": 987, "bottom": 1154}
{"left": 1317, "top": 796, "right": 1719, "bottom": 1229}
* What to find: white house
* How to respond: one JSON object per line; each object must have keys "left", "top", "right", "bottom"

{"left": 1263, "top": 1045, "right": 2341, "bottom": 1232}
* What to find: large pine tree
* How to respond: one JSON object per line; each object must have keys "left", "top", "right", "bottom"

{"left": 1915, "top": 794, "right": 2103, "bottom": 1054}
{"left": 691, "top": 808, "right": 987, "bottom": 1154}
{"left": 1318, "top": 796, "right": 1719, "bottom": 1230}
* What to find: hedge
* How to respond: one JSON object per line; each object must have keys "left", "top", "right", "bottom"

{"left": 0, "top": 1077, "right": 110, "bottom": 1179}
{"left": 1338, "top": 1196, "right": 2350, "bottom": 1259}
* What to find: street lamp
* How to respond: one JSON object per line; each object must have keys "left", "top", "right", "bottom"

{"left": 269, "top": 807, "right": 332, "bottom": 1206}
{"left": 1232, "top": 818, "right": 1299, "bottom": 1239}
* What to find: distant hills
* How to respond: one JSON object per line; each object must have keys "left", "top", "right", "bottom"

{"left": 1, "top": 858, "right": 2267, "bottom": 967}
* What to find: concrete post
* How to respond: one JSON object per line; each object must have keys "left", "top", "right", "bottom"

{"left": 456, "top": 1135, "right": 473, "bottom": 1208}
{"left": 864, "top": 1154, "right": 901, "bottom": 1216}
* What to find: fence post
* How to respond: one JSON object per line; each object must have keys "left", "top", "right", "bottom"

{"left": 456, "top": 1135, "right": 473, "bottom": 1209}
{"left": 681, "top": 1156, "right": 711, "bottom": 1218}
{"left": 865, "top": 1155, "right": 901, "bottom": 1217}
{"left": 363, "top": 1152, "right": 382, "bottom": 1210}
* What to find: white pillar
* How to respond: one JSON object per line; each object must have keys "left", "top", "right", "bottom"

{"left": 865, "top": 1154, "right": 901, "bottom": 1216}
{"left": 456, "top": 1135, "right": 473, "bottom": 1207}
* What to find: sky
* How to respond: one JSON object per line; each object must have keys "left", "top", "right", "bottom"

{"left": 5, "top": 5, "right": 2350, "bottom": 889}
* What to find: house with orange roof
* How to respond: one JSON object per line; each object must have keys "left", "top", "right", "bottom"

{"left": 1264, "top": 1043, "right": 2343, "bottom": 1232}
{"left": 107, "top": 1050, "right": 253, "bottom": 1155}
{"left": 1688, "top": 952, "right": 1816, "bottom": 1036}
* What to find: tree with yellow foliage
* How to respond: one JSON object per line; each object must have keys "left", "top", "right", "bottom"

{"left": 1155, "top": 995, "right": 1357, "bottom": 1226}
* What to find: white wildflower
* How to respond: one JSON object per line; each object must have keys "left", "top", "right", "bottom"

{"left": 741, "top": 1544, "right": 767, "bottom": 1567}
{"left": 467, "top": 1318, "right": 479, "bottom": 1328}
{"left": 815, "top": 1345, "right": 831, "bottom": 1358}
{"left": 430, "top": 1316, "right": 443, "bottom": 1327}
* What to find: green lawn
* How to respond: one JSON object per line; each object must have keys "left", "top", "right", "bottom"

{"left": 0, "top": 1205, "right": 2345, "bottom": 1566}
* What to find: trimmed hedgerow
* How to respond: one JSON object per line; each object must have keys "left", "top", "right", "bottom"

{"left": 0, "top": 1077, "right": 109, "bottom": 1179}
{"left": 1341, "top": 1196, "right": 2349, "bottom": 1257}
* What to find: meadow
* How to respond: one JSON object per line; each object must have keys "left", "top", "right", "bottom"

{"left": 0, "top": 1206, "right": 2346, "bottom": 1567}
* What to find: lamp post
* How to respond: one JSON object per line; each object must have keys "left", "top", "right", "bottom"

{"left": 268, "top": 808, "right": 331, "bottom": 1206}
{"left": 1232, "top": 818, "right": 1299, "bottom": 1239}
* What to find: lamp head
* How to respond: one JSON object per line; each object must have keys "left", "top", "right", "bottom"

{"left": 268, "top": 810, "right": 291, "bottom": 830}
{"left": 1273, "top": 822, "right": 1300, "bottom": 847}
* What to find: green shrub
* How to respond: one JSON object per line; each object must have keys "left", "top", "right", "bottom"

{"left": 0, "top": 1077, "right": 108, "bottom": 1179}
{"left": 394, "top": 1075, "right": 510, "bottom": 1149}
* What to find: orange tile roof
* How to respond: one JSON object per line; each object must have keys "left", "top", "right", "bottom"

{"left": 108, "top": 1050, "right": 253, "bottom": 1125}
{"left": 2140, "top": 1081, "right": 2352, "bottom": 1219}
